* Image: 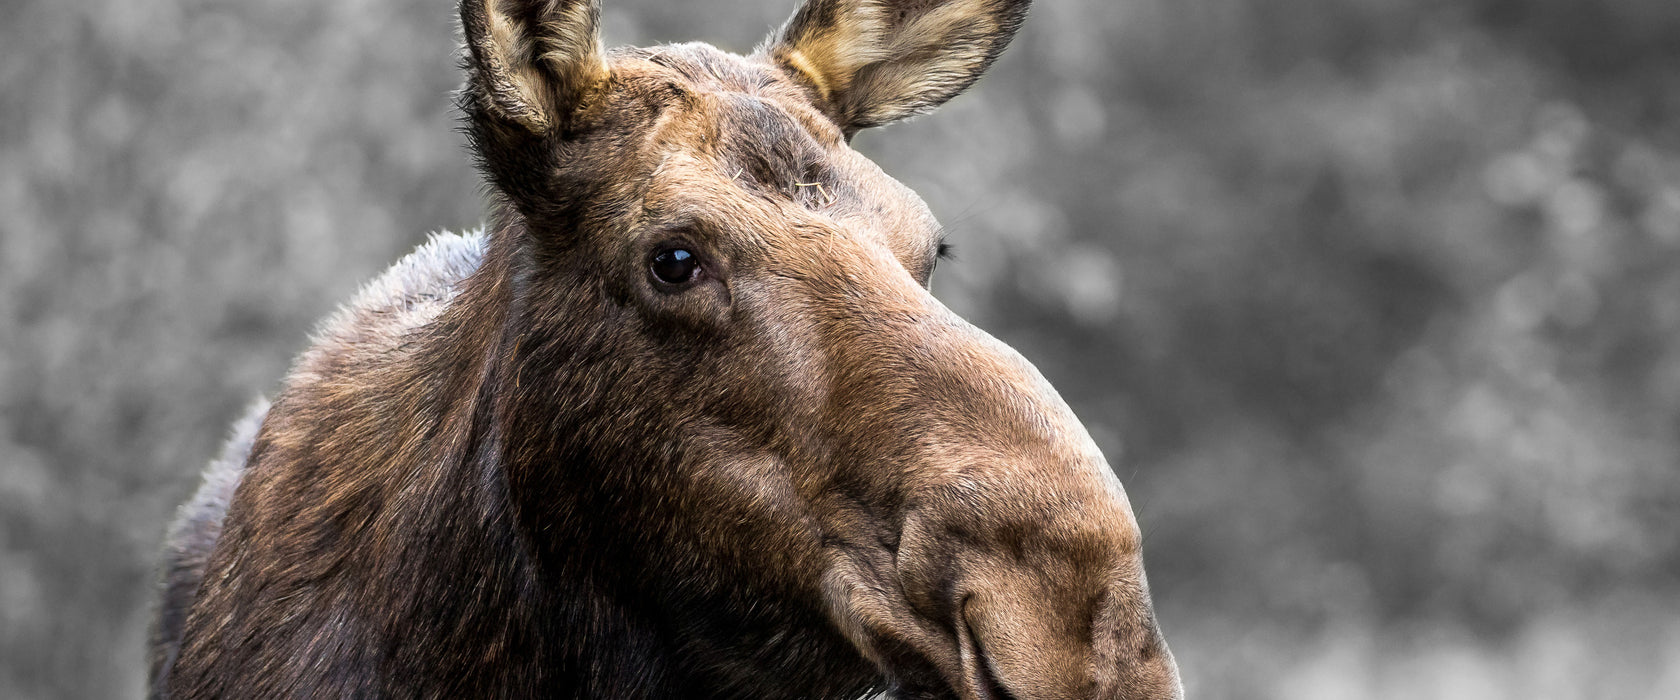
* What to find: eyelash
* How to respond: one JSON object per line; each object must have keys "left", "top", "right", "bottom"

{"left": 935, "top": 242, "right": 954, "bottom": 260}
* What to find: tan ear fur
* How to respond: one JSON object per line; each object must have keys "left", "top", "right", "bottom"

{"left": 762, "top": 0, "right": 1031, "bottom": 133}
{"left": 461, "top": 0, "right": 608, "bottom": 134}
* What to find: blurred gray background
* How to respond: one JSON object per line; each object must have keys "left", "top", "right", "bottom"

{"left": 5, "top": 0, "right": 1680, "bottom": 697}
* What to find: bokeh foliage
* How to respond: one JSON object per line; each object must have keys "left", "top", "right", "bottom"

{"left": 3, "top": 0, "right": 1679, "bottom": 698}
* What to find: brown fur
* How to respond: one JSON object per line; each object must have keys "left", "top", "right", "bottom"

{"left": 151, "top": 1, "right": 1180, "bottom": 698}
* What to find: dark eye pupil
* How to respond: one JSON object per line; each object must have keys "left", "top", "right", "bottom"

{"left": 651, "top": 248, "right": 699, "bottom": 284}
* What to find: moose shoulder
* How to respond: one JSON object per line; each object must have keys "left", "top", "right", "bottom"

{"left": 151, "top": 1, "right": 1180, "bottom": 698}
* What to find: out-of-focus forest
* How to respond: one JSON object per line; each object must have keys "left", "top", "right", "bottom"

{"left": 4, "top": 0, "right": 1680, "bottom": 697}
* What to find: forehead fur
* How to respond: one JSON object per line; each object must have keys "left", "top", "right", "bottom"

{"left": 596, "top": 42, "right": 938, "bottom": 246}
{"left": 606, "top": 43, "right": 842, "bottom": 169}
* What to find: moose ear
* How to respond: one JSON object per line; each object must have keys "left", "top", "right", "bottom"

{"left": 760, "top": 0, "right": 1031, "bottom": 134}
{"left": 460, "top": 0, "right": 608, "bottom": 134}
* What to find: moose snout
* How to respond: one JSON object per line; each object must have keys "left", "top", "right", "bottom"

{"left": 892, "top": 481, "right": 1182, "bottom": 700}
{"left": 804, "top": 296, "right": 1178, "bottom": 698}
{"left": 953, "top": 570, "right": 1181, "bottom": 700}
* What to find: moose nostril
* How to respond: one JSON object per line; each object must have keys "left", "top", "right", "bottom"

{"left": 960, "top": 608, "right": 1020, "bottom": 700}
{"left": 976, "top": 656, "right": 1019, "bottom": 700}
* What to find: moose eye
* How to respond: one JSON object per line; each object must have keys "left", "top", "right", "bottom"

{"left": 650, "top": 248, "right": 701, "bottom": 286}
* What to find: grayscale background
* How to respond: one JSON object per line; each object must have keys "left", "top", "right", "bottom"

{"left": 4, "top": 0, "right": 1679, "bottom": 697}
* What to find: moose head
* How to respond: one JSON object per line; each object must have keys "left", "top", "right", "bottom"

{"left": 456, "top": 0, "right": 1181, "bottom": 695}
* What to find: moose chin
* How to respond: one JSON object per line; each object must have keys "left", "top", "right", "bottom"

{"left": 149, "top": 1, "right": 1181, "bottom": 698}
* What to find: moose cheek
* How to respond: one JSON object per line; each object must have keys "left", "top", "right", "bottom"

{"left": 635, "top": 277, "right": 732, "bottom": 338}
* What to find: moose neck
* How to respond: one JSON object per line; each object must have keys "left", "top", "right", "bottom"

{"left": 332, "top": 216, "right": 580, "bottom": 695}
{"left": 464, "top": 214, "right": 680, "bottom": 695}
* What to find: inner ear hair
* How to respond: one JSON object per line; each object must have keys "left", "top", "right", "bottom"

{"left": 461, "top": 0, "right": 609, "bottom": 134}
{"left": 761, "top": 0, "right": 1031, "bottom": 133}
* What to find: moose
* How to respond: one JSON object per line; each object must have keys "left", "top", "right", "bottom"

{"left": 150, "top": 0, "right": 1180, "bottom": 697}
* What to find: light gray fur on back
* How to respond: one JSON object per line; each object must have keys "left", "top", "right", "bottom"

{"left": 147, "top": 230, "right": 487, "bottom": 697}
